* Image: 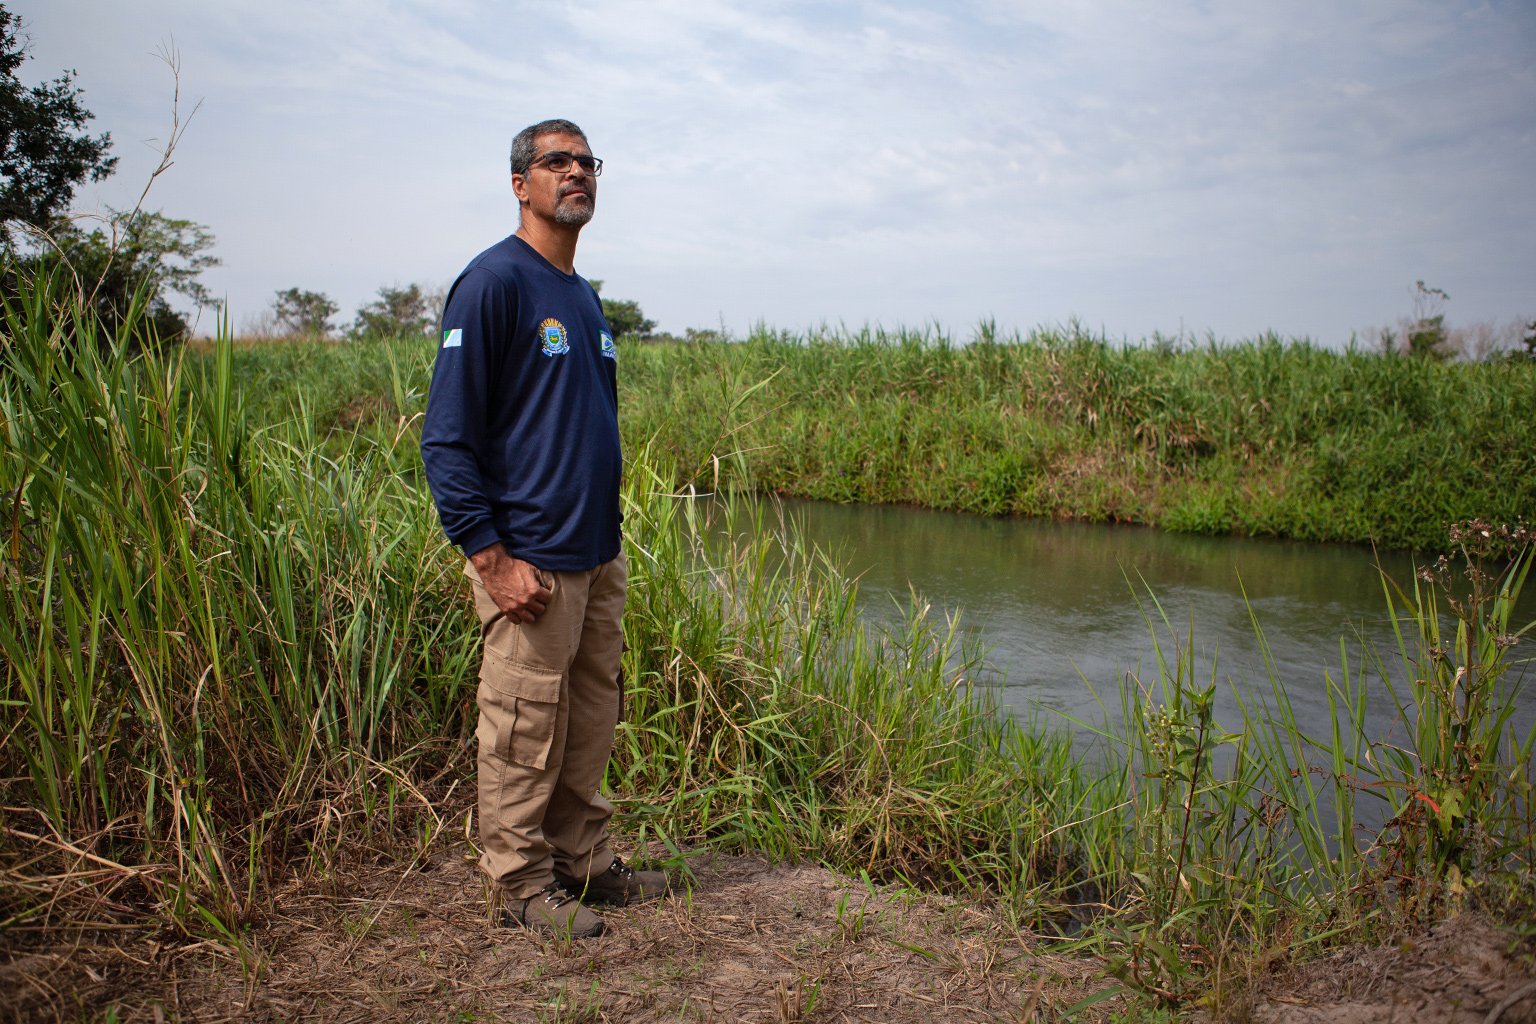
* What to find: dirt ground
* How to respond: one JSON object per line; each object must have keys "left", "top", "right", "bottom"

{"left": 3, "top": 846, "right": 1533, "bottom": 1023}
{"left": 1244, "top": 917, "right": 1536, "bottom": 1024}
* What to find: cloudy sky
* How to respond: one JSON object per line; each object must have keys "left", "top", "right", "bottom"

{"left": 14, "top": 0, "right": 1536, "bottom": 344}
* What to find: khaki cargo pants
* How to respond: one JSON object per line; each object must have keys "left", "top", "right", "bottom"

{"left": 468, "top": 552, "right": 626, "bottom": 899}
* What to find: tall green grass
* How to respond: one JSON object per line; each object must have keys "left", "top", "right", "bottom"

{"left": 1, "top": 268, "right": 472, "bottom": 933}
{"left": 3, "top": 284, "right": 1532, "bottom": 1010}
{"left": 620, "top": 325, "right": 1536, "bottom": 551}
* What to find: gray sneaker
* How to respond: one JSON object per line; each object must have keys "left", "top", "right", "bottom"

{"left": 499, "top": 883, "right": 605, "bottom": 938}
{"left": 557, "top": 856, "right": 670, "bottom": 907}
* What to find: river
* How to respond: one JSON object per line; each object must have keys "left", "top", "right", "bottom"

{"left": 753, "top": 498, "right": 1536, "bottom": 751}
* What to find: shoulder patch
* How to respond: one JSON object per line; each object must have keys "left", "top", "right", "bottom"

{"left": 442, "top": 328, "right": 463, "bottom": 348}
{"left": 600, "top": 331, "right": 617, "bottom": 360}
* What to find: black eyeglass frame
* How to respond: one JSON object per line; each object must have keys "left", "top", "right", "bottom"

{"left": 528, "top": 150, "right": 603, "bottom": 176}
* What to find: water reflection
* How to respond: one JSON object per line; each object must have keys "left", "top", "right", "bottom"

{"left": 752, "top": 499, "right": 1536, "bottom": 748}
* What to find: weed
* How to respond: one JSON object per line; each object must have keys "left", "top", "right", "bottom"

{"left": 774, "top": 974, "right": 821, "bottom": 1022}
{"left": 834, "top": 890, "right": 869, "bottom": 942}
{"left": 1375, "top": 519, "right": 1535, "bottom": 913}
{"left": 537, "top": 980, "right": 603, "bottom": 1024}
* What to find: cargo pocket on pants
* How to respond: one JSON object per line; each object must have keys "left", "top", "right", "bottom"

{"left": 479, "top": 646, "right": 564, "bottom": 770}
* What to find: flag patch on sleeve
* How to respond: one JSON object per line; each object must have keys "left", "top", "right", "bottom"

{"left": 442, "top": 328, "right": 463, "bottom": 348}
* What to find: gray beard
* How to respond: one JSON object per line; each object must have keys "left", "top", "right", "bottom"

{"left": 555, "top": 195, "right": 595, "bottom": 226}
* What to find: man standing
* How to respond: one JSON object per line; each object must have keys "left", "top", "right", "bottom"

{"left": 422, "top": 119, "right": 664, "bottom": 938}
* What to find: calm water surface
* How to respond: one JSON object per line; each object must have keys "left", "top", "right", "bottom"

{"left": 761, "top": 499, "right": 1536, "bottom": 747}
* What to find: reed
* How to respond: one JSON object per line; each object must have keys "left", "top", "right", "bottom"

{"left": 1, "top": 268, "right": 474, "bottom": 934}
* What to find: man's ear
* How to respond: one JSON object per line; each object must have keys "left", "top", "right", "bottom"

{"left": 511, "top": 173, "right": 528, "bottom": 204}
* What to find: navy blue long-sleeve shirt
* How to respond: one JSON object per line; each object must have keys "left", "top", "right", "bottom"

{"left": 421, "top": 234, "right": 621, "bottom": 571}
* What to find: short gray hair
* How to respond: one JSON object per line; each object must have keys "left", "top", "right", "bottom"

{"left": 510, "top": 119, "right": 589, "bottom": 177}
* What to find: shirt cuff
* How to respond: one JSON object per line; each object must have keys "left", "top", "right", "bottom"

{"left": 457, "top": 522, "right": 503, "bottom": 559}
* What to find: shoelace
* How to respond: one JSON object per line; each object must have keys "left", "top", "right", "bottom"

{"left": 608, "top": 857, "right": 635, "bottom": 879}
{"left": 540, "top": 883, "right": 580, "bottom": 907}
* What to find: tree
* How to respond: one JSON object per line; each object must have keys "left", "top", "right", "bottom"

{"left": 601, "top": 297, "right": 656, "bottom": 339}
{"left": 0, "top": 6, "right": 116, "bottom": 248}
{"left": 589, "top": 279, "right": 655, "bottom": 339}
{"left": 350, "top": 283, "right": 435, "bottom": 339}
{"left": 43, "top": 208, "right": 219, "bottom": 343}
{"left": 0, "top": 13, "right": 216, "bottom": 350}
{"left": 1406, "top": 280, "right": 1452, "bottom": 361}
{"left": 272, "top": 287, "right": 337, "bottom": 337}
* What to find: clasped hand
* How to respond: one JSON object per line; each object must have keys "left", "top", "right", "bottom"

{"left": 470, "top": 545, "right": 552, "bottom": 623}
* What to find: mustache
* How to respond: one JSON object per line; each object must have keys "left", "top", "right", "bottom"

{"left": 559, "top": 183, "right": 594, "bottom": 199}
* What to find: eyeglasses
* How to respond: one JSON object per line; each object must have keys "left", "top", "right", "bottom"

{"left": 529, "top": 151, "right": 603, "bottom": 176}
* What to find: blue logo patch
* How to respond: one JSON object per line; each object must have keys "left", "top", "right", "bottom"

{"left": 600, "top": 331, "right": 616, "bottom": 360}
{"left": 538, "top": 317, "right": 570, "bottom": 357}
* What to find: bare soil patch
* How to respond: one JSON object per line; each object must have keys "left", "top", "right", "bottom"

{"left": 3, "top": 845, "right": 1532, "bottom": 1023}
{"left": 2, "top": 846, "right": 1094, "bottom": 1023}
{"left": 1244, "top": 916, "right": 1536, "bottom": 1024}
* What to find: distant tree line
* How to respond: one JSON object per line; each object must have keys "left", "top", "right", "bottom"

{"left": 261, "top": 278, "right": 658, "bottom": 342}
{"left": 261, "top": 283, "right": 441, "bottom": 341}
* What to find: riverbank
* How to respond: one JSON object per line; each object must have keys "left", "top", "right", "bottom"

{"left": 3, "top": 300, "right": 1533, "bottom": 1019}
{"left": 621, "top": 326, "right": 1536, "bottom": 552}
